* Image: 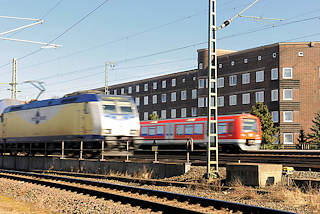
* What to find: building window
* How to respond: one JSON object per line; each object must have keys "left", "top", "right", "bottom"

{"left": 283, "top": 133, "right": 293, "bottom": 144}
{"left": 283, "top": 68, "right": 293, "bottom": 79}
{"left": 283, "top": 89, "right": 293, "bottom": 100}
{"left": 153, "top": 82, "right": 157, "bottom": 90}
{"left": 229, "top": 95, "right": 237, "bottom": 106}
{"left": 271, "top": 68, "right": 278, "bottom": 80}
{"left": 272, "top": 53, "right": 277, "bottom": 58}
{"left": 271, "top": 89, "right": 278, "bottom": 101}
{"left": 244, "top": 58, "right": 248, "bottom": 63}
{"left": 219, "top": 64, "right": 223, "bottom": 68}
{"left": 217, "top": 96, "right": 224, "bottom": 107}
{"left": 198, "top": 79, "right": 205, "bottom": 88}
{"left": 199, "top": 63, "right": 203, "bottom": 69}
{"left": 144, "top": 112, "right": 148, "bottom": 121}
{"left": 192, "top": 89, "right": 197, "bottom": 99}
{"left": 181, "top": 90, "right": 187, "bottom": 100}
{"left": 135, "top": 97, "right": 140, "bottom": 106}
{"left": 217, "top": 77, "right": 224, "bottom": 88}
{"left": 161, "top": 110, "right": 166, "bottom": 119}
{"left": 271, "top": 111, "right": 279, "bottom": 123}
{"left": 182, "top": 78, "right": 185, "bottom": 83}
{"left": 181, "top": 108, "right": 187, "bottom": 117}
{"left": 283, "top": 111, "right": 293, "bottom": 122}
{"left": 242, "top": 93, "right": 250, "bottom": 104}
{"left": 231, "top": 61, "right": 235, "bottom": 66}
{"left": 171, "top": 92, "right": 176, "bottom": 102}
{"left": 136, "top": 85, "right": 140, "bottom": 93}
{"left": 242, "top": 73, "right": 250, "bottom": 84}
{"left": 172, "top": 78, "right": 176, "bottom": 87}
{"left": 298, "top": 52, "right": 304, "bottom": 57}
{"left": 162, "top": 80, "right": 166, "bottom": 88}
{"left": 144, "top": 96, "right": 148, "bottom": 105}
{"left": 171, "top": 109, "right": 176, "bottom": 118}
{"left": 114, "top": 89, "right": 117, "bottom": 95}
{"left": 144, "top": 83, "right": 148, "bottom": 91}
{"left": 229, "top": 75, "right": 237, "bottom": 86}
{"left": 191, "top": 107, "right": 197, "bottom": 116}
{"left": 152, "top": 95, "right": 157, "bottom": 104}
{"left": 258, "top": 55, "right": 262, "bottom": 61}
{"left": 128, "top": 86, "right": 132, "bottom": 94}
{"left": 256, "top": 70, "right": 264, "bottom": 82}
{"left": 255, "top": 91, "right": 264, "bottom": 103}
{"left": 161, "top": 94, "right": 166, "bottom": 103}
{"left": 121, "top": 88, "right": 125, "bottom": 94}
{"left": 198, "top": 97, "right": 205, "bottom": 107}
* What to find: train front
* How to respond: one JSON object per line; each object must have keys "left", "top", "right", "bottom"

{"left": 238, "top": 115, "right": 262, "bottom": 151}
{"left": 99, "top": 95, "right": 141, "bottom": 152}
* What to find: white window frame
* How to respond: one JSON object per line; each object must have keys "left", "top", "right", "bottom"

{"left": 217, "top": 96, "right": 224, "bottom": 107}
{"left": 199, "top": 63, "right": 203, "bottom": 69}
{"left": 219, "top": 63, "right": 222, "bottom": 68}
{"left": 244, "top": 58, "right": 248, "bottom": 63}
{"left": 242, "top": 73, "right": 250, "bottom": 84}
{"left": 121, "top": 88, "right": 125, "bottom": 94}
{"left": 144, "top": 83, "right": 148, "bottom": 91}
{"left": 191, "top": 107, "right": 197, "bottom": 117}
{"left": 258, "top": 55, "right": 262, "bottom": 61}
{"left": 153, "top": 82, "right": 157, "bottom": 90}
{"left": 271, "top": 89, "right": 278, "bottom": 101}
{"left": 242, "top": 93, "right": 250, "bottom": 104}
{"left": 198, "top": 97, "right": 205, "bottom": 107}
{"left": 114, "top": 89, "right": 117, "bottom": 95}
{"left": 181, "top": 90, "right": 187, "bottom": 100}
{"left": 283, "top": 68, "right": 293, "bottom": 79}
{"left": 152, "top": 95, "right": 157, "bottom": 104}
{"left": 136, "top": 85, "right": 139, "bottom": 93}
{"left": 182, "top": 78, "right": 185, "bottom": 83}
{"left": 283, "top": 111, "right": 293, "bottom": 122}
{"left": 171, "top": 92, "right": 176, "bottom": 102}
{"left": 181, "top": 108, "right": 187, "bottom": 118}
{"left": 192, "top": 89, "right": 197, "bottom": 99}
{"left": 271, "top": 68, "right": 278, "bottom": 80}
{"left": 171, "top": 109, "right": 176, "bottom": 118}
{"left": 143, "top": 112, "right": 148, "bottom": 121}
{"left": 172, "top": 78, "right": 176, "bottom": 87}
{"left": 162, "top": 80, "right": 166, "bottom": 88}
{"left": 229, "top": 95, "right": 237, "bottom": 106}
{"left": 217, "top": 77, "right": 224, "bottom": 88}
{"left": 255, "top": 91, "right": 264, "bottom": 103}
{"left": 283, "top": 133, "right": 294, "bottom": 144}
{"left": 135, "top": 97, "right": 140, "bottom": 106}
{"left": 283, "top": 89, "right": 293, "bottom": 100}
{"left": 144, "top": 96, "right": 148, "bottom": 105}
{"left": 161, "top": 110, "right": 166, "bottom": 119}
{"left": 128, "top": 86, "right": 132, "bottom": 94}
{"left": 256, "top": 70, "right": 264, "bottom": 82}
{"left": 229, "top": 75, "right": 237, "bottom": 86}
{"left": 161, "top": 94, "right": 166, "bottom": 103}
{"left": 198, "top": 79, "right": 205, "bottom": 88}
{"left": 231, "top": 61, "right": 235, "bottom": 66}
{"left": 271, "top": 111, "right": 279, "bottom": 123}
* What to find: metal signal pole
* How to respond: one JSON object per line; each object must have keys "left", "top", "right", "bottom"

{"left": 11, "top": 58, "right": 17, "bottom": 99}
{"left": 206, "top": 0, "right": 219, "bottom": 178}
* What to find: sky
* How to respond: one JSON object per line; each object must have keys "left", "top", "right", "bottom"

{"left": 0, "top": 0, "right": 319, "bottom": 100}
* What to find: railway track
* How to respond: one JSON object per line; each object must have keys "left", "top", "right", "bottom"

{"left": 0, "top": 169, "right": 293, "bottom": 214}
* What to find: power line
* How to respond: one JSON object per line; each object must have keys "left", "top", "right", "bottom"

{"left": 41, "top": 0, "right": 64, "bottom": 19}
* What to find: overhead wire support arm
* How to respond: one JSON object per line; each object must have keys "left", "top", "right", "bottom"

{"left": 22, "top": 80, "right": 46, "bottom": 100}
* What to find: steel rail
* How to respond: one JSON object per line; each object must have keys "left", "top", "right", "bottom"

{"left": 0, "top": 169, "right": 294, "bottom": 214}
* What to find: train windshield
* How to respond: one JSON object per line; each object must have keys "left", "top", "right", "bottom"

{"left": 242, "top": 118, "right": 258, "bottom": 133}
{"left": 102, "top": 101, "right": 134, "bottom": 114}
{"left": 103, "top": 104, "right": 117, "bottom": 114}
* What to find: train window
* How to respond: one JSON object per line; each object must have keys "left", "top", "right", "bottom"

{"left": 156, "top": 126, "right": 164, "bottom": 136}
{"left": 218, "top": 123, "right": 227, "bottom": 134}
{"left": 149, "top": 127, "right": 156, "bottom": 136}
{"left": 176, "top": 125, "right": 184, "bottom": 135}
{"left": 242, "top": 118, "right": 258, "bottom": 133}
{"left": 103, "top": 105, "right": 117, "bottom": 114}
{"left": 194, "top": 124, "right": 203, "bottom": 135}
{"left": 185, "top": 125, "right": 193, "bottom": 135}
{"left": 120, "top": 106, "right": 132, "bottom": 113}
{"left": 228, "top": 123, "right": 233, "bottom": 134}
{"left": 141, "top": 127, "right": 148, "bottom": 136}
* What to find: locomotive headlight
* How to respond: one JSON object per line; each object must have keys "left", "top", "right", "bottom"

{"left": 104, "top": 129, "right": 112, "bottom": 134}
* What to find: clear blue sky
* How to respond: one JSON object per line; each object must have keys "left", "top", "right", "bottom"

{"left": 0, "top": 0, "right": 319, "bottom": 100}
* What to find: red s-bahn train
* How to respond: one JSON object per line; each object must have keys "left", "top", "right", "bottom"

{"left": 140, "top": 114, "right": 262, "bottom": 151}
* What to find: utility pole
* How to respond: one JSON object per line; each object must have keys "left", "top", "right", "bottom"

{"left": 105, "top": 62, "right": 115, "bottom": 95}
{"left": 11, "top": 58, "right": 17, "bottom": 99}
{"left": 206, "top": 0, "right": 219, "bottom": 179}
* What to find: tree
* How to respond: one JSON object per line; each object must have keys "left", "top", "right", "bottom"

{"left": 250, "top": 102, "right": 279, "bottom": 149}
{"left": 150, "top": 112, "right": 160, "bottom": 121}
{"left": 297, "top": 129, "right": 308, "bottom": 149}
{"left": 308, "top": 111, "right": 320, "bottom": 144}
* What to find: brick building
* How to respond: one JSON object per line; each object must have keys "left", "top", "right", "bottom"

{"left": 100, "top": 42, "right": 320, "bottom": 145}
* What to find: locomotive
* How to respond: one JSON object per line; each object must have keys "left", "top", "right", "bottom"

{"left": 0, "top": 92, "right": 141, "bottom": 155}
{"left": 140, "top": 114, "right": 262, "bottom": 152}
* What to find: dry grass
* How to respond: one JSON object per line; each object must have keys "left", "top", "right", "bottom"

{"left": 229, "top": 178, "right": 262, "bottom": 201}
{"left": 132, "top": 165, "right": 153, "bottom": 179}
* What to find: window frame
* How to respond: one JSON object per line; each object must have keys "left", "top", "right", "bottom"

{"left": 283, "top": 89, "right": 293, "bottom": 101}
{"left": 229, "top": 95, "right": 237, "bottom": 106}
{"left": 229, "top": 75, "right": 237, "bottom": 86}
{"left": 271, "top": 89, "right": 278, "bottom": 102}
{"left": 242, "top": 73, "right": 250, "bottom": 84}
{"left": 242, "top": 93, "right": 250, "bottom": 104}
{"left": 256, "top": 70, "right": 264, "bottom": 82}
{"left": 283, "top": 67, "right": 293, "bottom": 79}
{"left": 217, "top": 77, "right": 224, "bottom": 88}
{"left": 283, "top": 111, "right": 293, "bottom": 122}
{"left": 255, "top": 91, "right": 264, "bottom": 103}
{"left": 271, "top": 68, "right": 278, "bottom": 80}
